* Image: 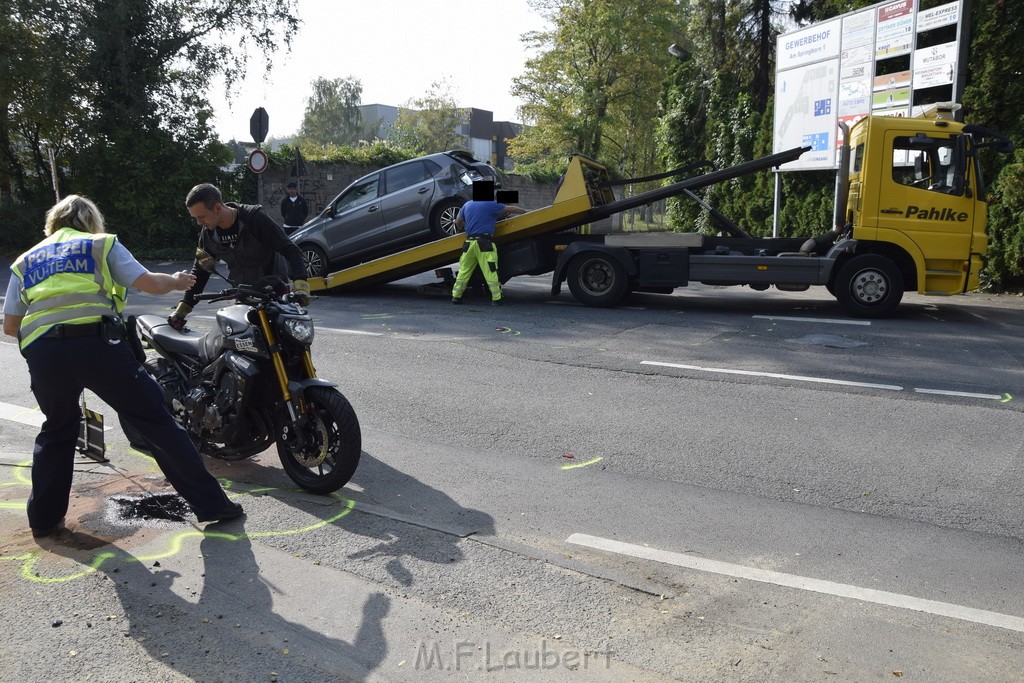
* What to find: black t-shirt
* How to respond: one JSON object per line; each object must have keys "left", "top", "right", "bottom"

{"left": 215, "top": 223, "right": 240, "bottom": 249}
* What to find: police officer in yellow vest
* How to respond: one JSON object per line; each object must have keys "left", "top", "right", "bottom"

{"left": 2, "top": 195, "right": 242, "bottom": 538}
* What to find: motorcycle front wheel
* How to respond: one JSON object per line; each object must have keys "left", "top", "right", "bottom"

{"left": 277, "top": 386, "right": 361, "bottom": 494}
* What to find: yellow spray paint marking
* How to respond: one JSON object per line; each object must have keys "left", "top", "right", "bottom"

{"left": 1002, "top": 393, "right": 1013, "bottom": 403}
{"left": 8, "top": 492, "right": 357, "bottom": 585}
{"left": 0, "top": 454, "right": 359, "bottom": 584}
{"left": 561, "top": 457, "right": 603, "bottom": 470}
{"left": 496, "top": 327, "right": 521, "bottom": 336}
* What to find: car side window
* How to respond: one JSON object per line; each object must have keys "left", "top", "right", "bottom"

{"left": 334, "top": 175, "right": 380, "bottom": 212}
{"left": 384, "top": 162, "right": 431, "bottom": 194}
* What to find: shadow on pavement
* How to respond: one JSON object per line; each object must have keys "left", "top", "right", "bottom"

{"left": 45, "top": 528, "right": 390, "bottom": 681}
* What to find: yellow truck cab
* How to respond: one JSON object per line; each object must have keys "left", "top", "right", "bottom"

{"left": 847, "top": 103, "right": 992, "bottom": 298}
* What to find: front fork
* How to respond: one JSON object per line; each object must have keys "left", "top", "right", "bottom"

{"left": 256, "top": 309, "right": 316, "bottom": 427}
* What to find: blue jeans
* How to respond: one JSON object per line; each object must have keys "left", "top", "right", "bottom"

{"left": 24, "top": 334, "right": 232, "bottom": 530}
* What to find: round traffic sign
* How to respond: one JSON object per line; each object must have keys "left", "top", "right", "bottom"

{"left": 247, "top": 149, "right": 269, "bottom": 174}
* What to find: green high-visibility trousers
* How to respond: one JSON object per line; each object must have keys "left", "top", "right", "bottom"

{"left": 452, "top": 238, "right": 501, "bottom": 301}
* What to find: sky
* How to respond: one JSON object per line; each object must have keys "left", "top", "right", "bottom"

{"left": 212, "top": 0, "right": 551, "bottom": 143}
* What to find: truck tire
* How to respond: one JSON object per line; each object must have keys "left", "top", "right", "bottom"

{"left": 429, "top": 199, "right": 464, "bottom": 238}
{"left": 566, "top": 252, "right": 628, "bottom": 306}
{"left": 834, "top": 254, "right": 904, "bottom": 317}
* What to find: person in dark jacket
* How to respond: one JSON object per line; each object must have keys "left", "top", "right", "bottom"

{"left": 280, "top": 181, "right": 309, "bottom": 235}
{"left": 169, "top": 183, "right": 311, "bottom": 328}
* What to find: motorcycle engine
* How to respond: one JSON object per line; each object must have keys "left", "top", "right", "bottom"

{"left": 182, "top": 374, "right": 244, "bottom": 441}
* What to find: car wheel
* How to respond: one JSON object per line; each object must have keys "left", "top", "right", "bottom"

{"left": 301, "top": 245, "right": 330, "bottom": 279}
{"left": 430, "top": 199, "right": 464, "bottom": 238}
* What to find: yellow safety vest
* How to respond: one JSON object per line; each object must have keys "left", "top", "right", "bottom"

{"left": 10, "top": 227, "right": 127, "bottom": 350}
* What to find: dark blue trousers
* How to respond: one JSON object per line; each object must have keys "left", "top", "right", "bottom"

{"left": 24, "top": 334, "right": 232, "bottom": 530}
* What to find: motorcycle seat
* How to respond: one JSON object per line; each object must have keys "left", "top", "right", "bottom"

{"left": 136, "top": 314, "right": 219, "bottom": 362}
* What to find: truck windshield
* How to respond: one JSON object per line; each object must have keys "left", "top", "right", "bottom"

{"left": 892, "top": 135, "right": 964, "bottom": 196}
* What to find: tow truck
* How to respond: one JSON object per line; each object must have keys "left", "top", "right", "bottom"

{"left": 305, "top": 103, "right": 1012, "bottom": 317}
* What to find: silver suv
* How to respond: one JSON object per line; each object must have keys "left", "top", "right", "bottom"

{"left": 290, "top": 150, "right": 499, "bottom": 278}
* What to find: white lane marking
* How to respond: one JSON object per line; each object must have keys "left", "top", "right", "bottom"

{"left": 0, "top": 401, "right": 112, "bottom": 432}
{"left": 753, "top": 315, "right": 871, "bottom": 326}
{"left": 913, "top": 388, "right": 1005, "bottom": 401}
{"left": 567, "top": 534, "right": 1024, "bottom": 634}
{"left": 641, "top": 360, "right": 903, "bottom": 391}
{"left": 643, "top": 361, "right": 1007, "bottom": 401}
{"left": 318, "top": 327, "right": 384, "bottom": 337}
{"left": 0, "top": 401, "right": 44, "bottom": 428}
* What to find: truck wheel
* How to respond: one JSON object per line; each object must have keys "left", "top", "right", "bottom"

{"left": 835, "top": 254, "right": 904, "bottom": 317}
{"left": 566, "top": 253, "right": 628, "bottom": 306}
{"left": 302, "top": 245, "right": 329, "bottom": 278}
{"left": 430, "top": 199, "right": 464, "bottom": 238}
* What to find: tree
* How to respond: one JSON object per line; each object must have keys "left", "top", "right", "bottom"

{"left": 0, "top": 0, "right": 300, "bottom": 255}
{"left": 0, "top": 0, "right": 86, "bottom": 203}
{"left": 390, "top": 79, "right": 467, "bottom": 155}
{"left": 509, "top": 0, "right": 677, "bottom": 178}
{"left": 962, "top": 0, "right": 1024, "bottom": 289}
{"left": 298, "top": 76, "right": 364, "bottom": 147}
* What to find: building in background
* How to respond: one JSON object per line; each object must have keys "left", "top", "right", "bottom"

{"left": 358, "top": 104, "right": 522, "bottom": 171}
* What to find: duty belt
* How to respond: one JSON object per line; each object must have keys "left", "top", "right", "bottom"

{"left": 39, "top": 322, "right": 104, "bottom": 339}
{"left": 466, "top": 235, "right": 494, "bottom": 240}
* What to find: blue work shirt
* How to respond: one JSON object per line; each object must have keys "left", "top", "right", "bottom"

{"left": 458, "top": 201, "right": 507, "bottom": 236}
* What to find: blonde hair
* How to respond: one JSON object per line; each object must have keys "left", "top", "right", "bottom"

{"left": 44, "top": 194, "right": 106, "bottom": 236}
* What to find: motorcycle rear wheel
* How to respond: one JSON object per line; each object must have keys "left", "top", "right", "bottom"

{"left": 277, "top": 386, "right": 361, "bottom": 494}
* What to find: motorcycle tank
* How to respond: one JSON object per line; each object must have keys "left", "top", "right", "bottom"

{"left": 217, "top": 304, "right": 253, "bottom": 336}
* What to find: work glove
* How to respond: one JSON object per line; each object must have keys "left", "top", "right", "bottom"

{"left": 168, "top": 301, "right": 192, "bottom": 330}
{"left": 291, "top": 279, "right": 312, "bottom": 307}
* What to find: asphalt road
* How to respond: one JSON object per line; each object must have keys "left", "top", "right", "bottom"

{"left": 1, "top": 267, "right": 1022, "bottom": 681}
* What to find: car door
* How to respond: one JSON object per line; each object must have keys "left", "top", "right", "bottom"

{"left": 379, "top": 160, "right": 439, "bottom": 241}
{"left": 323, "top": 174, "right": 385, "bottom": 261}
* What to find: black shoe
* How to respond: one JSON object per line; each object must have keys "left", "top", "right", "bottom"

{"left": 31, "top": 519, "right": 66, "bottom": 538}
{"left": 197, "top": 501, "right": 244, "bottom": 523}
{"left": 451, "top": 297, "right": 462, "bottom": 304}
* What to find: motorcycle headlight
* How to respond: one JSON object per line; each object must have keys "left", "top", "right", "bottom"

{"left": 282, "top": 317, "right": 314, "bottom": 344}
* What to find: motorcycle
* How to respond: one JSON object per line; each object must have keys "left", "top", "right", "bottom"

{"left": 122, "top": 265, "right": 361, "bottom": 494}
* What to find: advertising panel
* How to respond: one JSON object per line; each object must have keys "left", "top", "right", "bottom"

{"left": 916, "top": 1, "right": 960, "bottom": 32}
{"left": 777, "top": 19, "right": 842, "bottom": 72}
{"left": 912, "top": 41, "right": 958, "bottom": 88}
{"left": 775, "top": 60, "right": 840, "bottom": 170}
{"left": 875, "top": 0, "right": 915, "bottom": 58}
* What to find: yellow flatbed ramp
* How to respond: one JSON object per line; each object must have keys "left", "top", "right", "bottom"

{"left": 307, "top": 156, "right": 613, "bottom": 292}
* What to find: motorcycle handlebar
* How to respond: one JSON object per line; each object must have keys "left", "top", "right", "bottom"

{"left": 192, "top": 285, "right": 300, "bottom": 305}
